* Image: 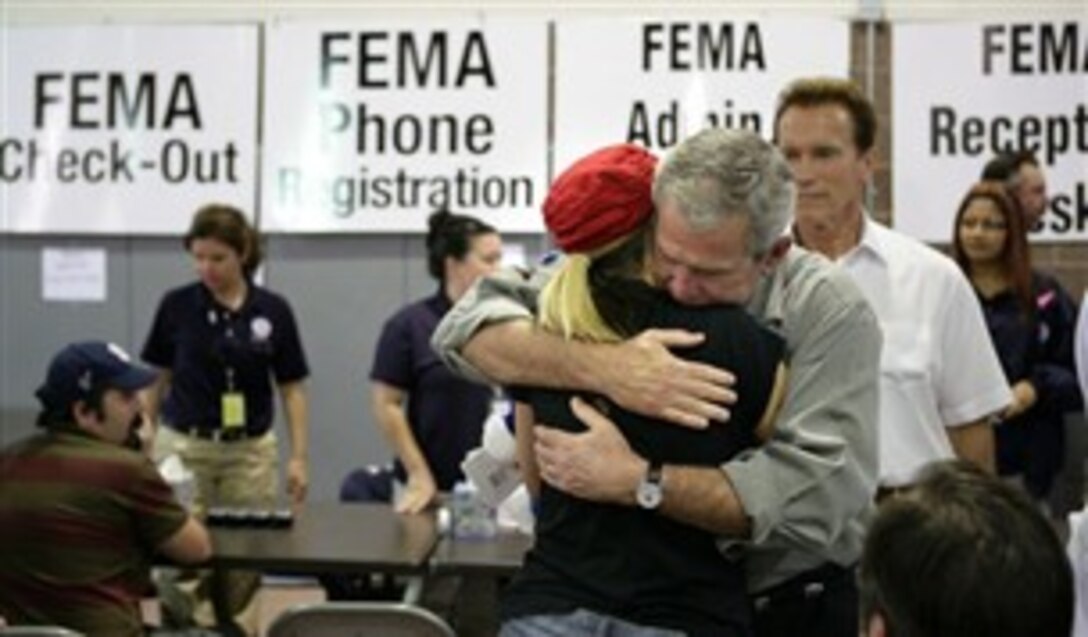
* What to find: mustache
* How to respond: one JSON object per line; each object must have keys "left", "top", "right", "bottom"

{"left": 129, "top": 412, "right": 145, "bottom": 432}
{"left": 124, "top": 413, "right": 146, "bottom": 451}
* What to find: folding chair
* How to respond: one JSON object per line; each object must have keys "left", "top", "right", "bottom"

{"left": 266, "top": 601, "right": 455, "bottom": 637}
{"left": 0, "top": 628, "right": 85, "bottom": 637}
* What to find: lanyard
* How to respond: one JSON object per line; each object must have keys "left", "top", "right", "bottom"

{"left": 208, "top": 307, "right": 238, "bottom": 392}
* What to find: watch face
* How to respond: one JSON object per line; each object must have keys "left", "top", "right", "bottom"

{"left": 637, "top": 480, "right": 663, "bottom": 509}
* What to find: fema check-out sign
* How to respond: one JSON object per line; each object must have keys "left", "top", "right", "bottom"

{"left": 0, "top": 25, "right": 259, "bottom": 234}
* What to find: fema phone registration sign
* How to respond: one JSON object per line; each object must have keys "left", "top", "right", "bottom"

{"left": 261, "top": 18, "right": 548, "bottom": 233}
{"left": 0, "top": 25, "right": 258, "bottom": 234}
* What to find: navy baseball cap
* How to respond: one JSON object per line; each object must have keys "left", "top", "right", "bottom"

{"left": 35, "top": 341, "right": 157, "bottom": 412}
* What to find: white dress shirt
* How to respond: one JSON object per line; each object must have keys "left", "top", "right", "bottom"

{"left": 837, "top": 216, "right": 1011, "bottom": 486}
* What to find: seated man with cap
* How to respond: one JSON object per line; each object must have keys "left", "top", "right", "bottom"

{"left": 0, "top": 341, "right": 211, "bottom": 636}
{"left": 501, "top": 142, "right": 786, "bottom": 637}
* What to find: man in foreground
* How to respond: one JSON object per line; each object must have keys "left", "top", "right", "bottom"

{"left": 860, "top": 459, "right": 1073, "bottom": 637}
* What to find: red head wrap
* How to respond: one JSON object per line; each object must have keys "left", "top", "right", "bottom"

{"left": 543, "top": 144, "right": 658, "bottom": 253}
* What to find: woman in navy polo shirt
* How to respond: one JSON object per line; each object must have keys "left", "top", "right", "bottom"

{"left": 952, "top": 182, "right": 1081, "bottom": 502}
{"left": 341, "top": 210, "right": 502, "bottom": 514}
{"left": 142, "top": 203, "right": 310, "bottom": 634}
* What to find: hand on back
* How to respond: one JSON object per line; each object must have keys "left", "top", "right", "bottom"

{"left": 601, "top": 329, "right": 737, "bottom": 429}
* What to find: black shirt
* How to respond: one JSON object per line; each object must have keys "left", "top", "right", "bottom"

{"left": 142, "top": 281, "right": 309, "bottom": 435}
{"left": 504, "top": 290, "right": 785, "bottom": 637}
{"left": 978, "top": 271, "right": 1081, "bottom": 496}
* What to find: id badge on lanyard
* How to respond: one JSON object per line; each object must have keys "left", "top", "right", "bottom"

{"left": 222, "top": 392, "right": 246, "bottom": 429}
{"left": 219, "top": 322, "right": 246, "bottom": 430}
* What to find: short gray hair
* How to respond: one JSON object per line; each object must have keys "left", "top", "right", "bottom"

{"left": 653, "top": 128, "right": 795, "bottom": 256}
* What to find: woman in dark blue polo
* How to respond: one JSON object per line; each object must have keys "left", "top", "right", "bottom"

{"left": 952, "top": 182, "right": 1081, "bottom": 501}
{"left": 142, "top": 203, "right": 310, "bottom": 634}
{"left": 341, "top": 209, "right": 503, "bottom": 514}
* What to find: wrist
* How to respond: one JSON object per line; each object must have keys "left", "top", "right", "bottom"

{"left": 406, "top": 465, "right": 434, "bottom": 483}
{"left": 634, "top": 458, "right": 664, "bottom": 509}
{"left": 627, "top": 456, "right": 648, "bottom": 502}
{"left": 578, "top": 341, "right": 617, "bottom": 397}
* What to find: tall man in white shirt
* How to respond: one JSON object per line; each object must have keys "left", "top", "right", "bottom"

{"left": 774, "top": 77, "right": 1010, "bottom": 489}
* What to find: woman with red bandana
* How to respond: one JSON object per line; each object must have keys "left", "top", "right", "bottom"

{"left": 502, "top": 142, "right": 788, "bottom": 637}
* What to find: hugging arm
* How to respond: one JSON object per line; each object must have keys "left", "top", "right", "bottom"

{"left": 433, "top": 267, "right": 734, "bottom": 428}
{"left": 531, "top": 264, "right": 882, "bottom": 548}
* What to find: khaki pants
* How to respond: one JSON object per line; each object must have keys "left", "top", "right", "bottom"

{"left": 154, "top": 427, "right": 279, "bottom": 636}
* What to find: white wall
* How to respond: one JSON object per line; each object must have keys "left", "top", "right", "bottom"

{"left": 3, "top": 0, "right": 1085, "bottom": 25}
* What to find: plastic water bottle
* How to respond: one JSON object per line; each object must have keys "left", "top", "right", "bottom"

{"left": 450, "top": 481, "right": 497, "bottom": 540}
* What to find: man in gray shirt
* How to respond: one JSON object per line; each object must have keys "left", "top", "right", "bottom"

{"left": 433, "top": 128, "right": 881, "bottom": 637}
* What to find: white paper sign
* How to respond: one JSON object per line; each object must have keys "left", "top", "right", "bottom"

{"left": 42, "top": 247, "right": 106, "bottom": 302}
{"left": 262, "top": 18, "right": 548, "bottom": 233}
{"left": 893, "top": 20, "right": 1088, "bottom": 242}
{"left": 554, "top": 17, "right": 850, "bottom": 171}
{"left": 1, "top": 25, "right": 258, "bottom": 234}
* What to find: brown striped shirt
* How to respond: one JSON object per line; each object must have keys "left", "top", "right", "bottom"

{"left": 0, "top": 428, "right": 188, "bottom": 637}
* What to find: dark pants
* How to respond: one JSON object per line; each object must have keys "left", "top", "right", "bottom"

{"left": 996, "top": 415, "right": 1065, "bottom": 500}
{"left": 750, "top": 563, "right": 858, "bottom": 637}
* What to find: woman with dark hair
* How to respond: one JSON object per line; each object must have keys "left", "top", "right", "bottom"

{"left": 952, "top": 182, "right": 1081, "bottom": 501}
{"left": 142, "top": 203, "right": 311, "bottom": 634}
{"left": 341, "top": 209, "right": 503, "bottom": 513}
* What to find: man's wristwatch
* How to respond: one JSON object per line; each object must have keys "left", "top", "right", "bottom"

{"left": 636, "top": 461, "right": 665, "bottom": 510}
